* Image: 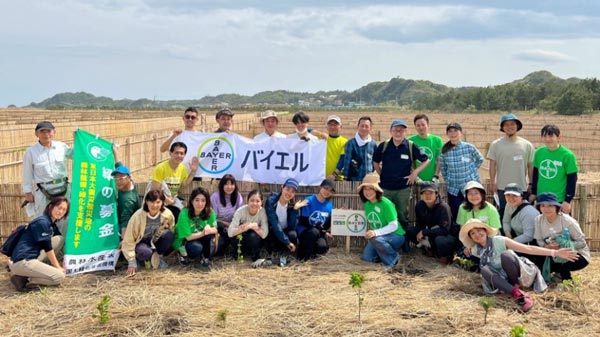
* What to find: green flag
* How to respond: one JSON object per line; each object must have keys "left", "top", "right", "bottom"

{"left": 65, "top": 129, "right": 120, "bottom": 275}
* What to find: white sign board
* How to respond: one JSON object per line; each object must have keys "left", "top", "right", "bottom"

{"left": 331, "top": 209, "right": 367, "bottom": 236}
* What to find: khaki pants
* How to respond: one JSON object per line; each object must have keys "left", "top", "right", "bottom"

{"left": 38, "top": 235, "right": 65, "bottom": 262}
{"left": 10, "top": 259, "right": 65, "bottom": 286}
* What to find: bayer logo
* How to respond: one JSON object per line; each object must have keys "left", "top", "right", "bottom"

{"left": 197, "top": 136, "right": 235, "bottom": 174}
{"left": 346, "top": 213, "right": 366, "bottom": 233}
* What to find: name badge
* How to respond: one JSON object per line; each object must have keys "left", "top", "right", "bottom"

{"left": 461, "top": 156, "right": 470, "bottom": 163}
{"left": 513, "top": 155, "right": 523, "bottom": 161}
{"left": 401, "top": 154, "right": 409, "bottom": 160}
{"left": 554, "top": 161, "right": 563, "bottom": 167}
{"left": 374, "top": 206, "right": 381, "bottom": 213}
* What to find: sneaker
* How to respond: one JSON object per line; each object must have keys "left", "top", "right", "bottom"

{"left": 158, "top": 258, "right": 168, "bottom": 269}
{"left": 151, "top": 252, "right": 160, "bottom": 269}
{"left": 511, "top": 287, "right": 534, "bottom": 312}
{"left": 10, "top": 275, "right": 28, "bottom": 292}
{"left": 144, "top": 260, "right": 152, "bottom": 270}
{"left": 178, "top": 255, "right": 191, "bottom": 266}
{"left": 200, "top": 258, "right": 212, "bottom": 268}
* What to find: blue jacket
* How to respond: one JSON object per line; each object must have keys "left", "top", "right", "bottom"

{"left": 265, "top": 192, "right": 298, "bottom": 245}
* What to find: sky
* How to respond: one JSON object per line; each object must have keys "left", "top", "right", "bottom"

{"left": 1, "top": 0, "right": 600, "bottom": 107}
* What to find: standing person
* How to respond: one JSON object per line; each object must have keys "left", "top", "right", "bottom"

{"left": 373, "top": 119, "right": 430, "bottom": 231}
{"left": 228, "top": 190, "right": 269, "bottom": 262}
{"left": 22, "top": 121, "right": 71, "bottom": 220}
{"left": 122, "top": 190, "right": 175, "bottom": 276}
{"left": 264, "top": 178, "right": 299, "bottom": 256}
{"left": 439, "top": 122, "right": 484, "bottom": 222}
{"left": 159, "top": 107, "right": 200, "bottom": 153}
{"left": 502, "top": 183, "right": 538, "bottom": 244}
{"left": 111, "top": 164, "right": 140, "bottom": 238}
{"left": 9, "top": 197, "right": 69, "bottom": 292}
{"left": 151, "top": 142, "right": 199, "bottom": 221}
{"left": 487, "top": 113, "right": 534, "bottom": 216}
{"left": 408, "top": 114, "right": 444, "bottom": 182}
{"left": 210, "top": 174, "right": 245, "bottom": 254}
{"left": 357, "top": 173, "right": 406, "bottom": 269}
{"left": 296, "top": 179, "right": 335, "bottom": 261}
{"left": 254, "top": 110, "right": 286, "bottom": 141}
{"left": 288, "top": 111, "right": 318, "bottom": 141}
{"left": 460, "top": 219, "right": 578, "bottom": 312}
{"left": 215, "top": 108, "right": 235, "bottom": 133}
{"left": 311, "top": 115, "right": 348, "bottom": 180}
{"left": 405, "top": 182, "right": 457, "bottom": 264}
{"left": 456, "top": 181, "right": 501, "bottom": 230}
{"left": 533, "top": 192, "right": 590, "bottom": 281}
{"left": 173, "top": 187, "right": 219, "bottom": 266}
{"left": 530, "top": 125, "right": 578, "bottom": 214}
{"left": 341, "top": 116, "right": 378, "bottom": 182}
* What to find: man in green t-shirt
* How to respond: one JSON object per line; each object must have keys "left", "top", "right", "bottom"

{"left": 408, "top": 114, "right": 443, "bottom": 182}
{"left": 530, "top": 124, "right": 578, "bottom": 214}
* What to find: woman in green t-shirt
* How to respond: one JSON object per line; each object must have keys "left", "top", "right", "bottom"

{"left": 357, "top": 173, "right": 406, "bottom": 268}
{"left": 457, "top": 181, "right": 501, "bottom": 230}
{"left": 173, "top": 187, "right": 219, "bottom": 266}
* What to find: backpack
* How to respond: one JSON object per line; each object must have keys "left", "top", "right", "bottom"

{"left": 1, "top": 224, "right": 27, "bottom": 257}
{"left": 382, "top": 139, "right": 416, "bottom": 171}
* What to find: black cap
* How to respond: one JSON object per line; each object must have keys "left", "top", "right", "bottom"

{"left": 320, "top": 179, "right": 335, "bottom": 192}
{"left": 35, "top": 121, "right": 55, "bottom": 131}
{"left": 420, "top": 181, "right": 438, "bottom": 193}
{"left": 446, "top": 122, "right": 462, "bottom": 132}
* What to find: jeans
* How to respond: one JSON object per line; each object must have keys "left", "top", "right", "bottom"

{"left": 361, "top": 233, "right": 405, "bottom": 267}
{"left": 136, "top": 231, "right": 174, "bottom": 261}
{"left": 266, "top": 228, "right": 298, "bottom": 254}
{"left": 185, "top": 234, "right": 215, "bottom": 259}
{"left": 447, "top": 192, "right": 464, "bottom": 223}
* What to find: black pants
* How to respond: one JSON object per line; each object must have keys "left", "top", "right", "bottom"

{"left": 297, "top": 227, "right": 328, "bottom": 261}
{"left": 405, "top": 226, "right": 458, "bottom": 258}
{"left": 266, "top": 229, "right": 298, "bottom": 254}
{"left": 230, "top": 230, "right": 263, "bottom": 262}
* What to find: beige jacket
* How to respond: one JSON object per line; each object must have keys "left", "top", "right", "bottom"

{"left": 121, "top": 208, "right": 175, "bottom": 262}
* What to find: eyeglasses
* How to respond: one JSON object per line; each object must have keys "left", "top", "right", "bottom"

{"left": 184, "top": 115, "right": 197, "bottom": 120}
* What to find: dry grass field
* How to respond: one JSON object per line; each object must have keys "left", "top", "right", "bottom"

{"left": 0, "top": 249, "right": 598, "bottom": 337}
{"left": 1, "top": 109, "right": 599, "bottom": 337}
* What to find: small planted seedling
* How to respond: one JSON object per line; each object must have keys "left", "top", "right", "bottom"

{"left": 557, "top": 275, "right": 589, "bottom": 317}
{"left": 216, "top": 309, "right": 228, "bottom": 328}
{"left": 92, "top": 295, "right": 111, "bottom": 324}
{"left": 510, "top": 324, "right": 527, "bottom": 337}
{"left": 478, "top": 297, "right": 496, "bottom": 325}
{"left": 349, "top": 271, "right": 365, "bottom": 323}
{"left": 236, "top": 234, "right": 244, "bottom": 263}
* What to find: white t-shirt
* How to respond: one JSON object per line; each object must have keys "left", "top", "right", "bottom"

{"left": 276, "top": 201, "right": 288, "bottom": 229}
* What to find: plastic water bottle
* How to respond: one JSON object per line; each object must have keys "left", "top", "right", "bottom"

{"left": 562, "top": 227, "right": 570, "bottom": 241}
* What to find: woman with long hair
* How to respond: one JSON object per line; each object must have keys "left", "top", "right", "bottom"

{"left": 210, "top": 174, "right": 244, "bottom": 253}
{"left": 174, "top": 187, "right": 219, "bottom": 266}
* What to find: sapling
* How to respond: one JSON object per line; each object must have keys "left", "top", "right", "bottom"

{"left": 349, "top": 271, "right": 365, "bottom": 323}
{"left": 236, "top": 234, "right": 244, "bottom": 263}
{"left": 557, "top": 275, "right": 589, "bottom": 317}
{"left": 478, "top": 297, "right": 496, "bottom": 325}
{"left": 92, "top": 295, "right": 111, "bottom": 324}
{"left": 216, "top": 309, "right": 228, "bottom": 328}
{"left": 510, "top": 324, "right": 527, "bottom": 337}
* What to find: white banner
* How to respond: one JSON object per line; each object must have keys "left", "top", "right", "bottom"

{"left": 179, "top": 133, "right": 326, "bottom": 185}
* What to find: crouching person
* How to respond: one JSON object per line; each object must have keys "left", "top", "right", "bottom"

{"left": 122, "top": 190, "right": 175, "bottom": 276}
{"left": 296, "top": 179, "right": 335, "bottom": 261}
{"left": 9, "top": 197, "right": 69, "bottom": 291}
{"left": 406, "top": 182, "right": 457, "bottom": 265}
{"left": 228, "top": 190, "right": 269, "bottom": 262}
{"left": 460, "top": 219, "right": 578, "bottom": 312}
{"left": 173, "top": 187, "right": 219, "bottom": 266}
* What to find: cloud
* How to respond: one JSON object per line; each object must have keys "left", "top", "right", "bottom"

{"left": 512, "top": 49, "right": 574, "bottom": 63}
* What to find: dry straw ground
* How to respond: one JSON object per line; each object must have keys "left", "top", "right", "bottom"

{"left": 1, "top": 248, "right": 598, "bottom": 337}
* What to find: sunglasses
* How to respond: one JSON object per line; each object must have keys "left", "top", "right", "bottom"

{"left": 184, "top": 115, "right": 197, "bottom": 120}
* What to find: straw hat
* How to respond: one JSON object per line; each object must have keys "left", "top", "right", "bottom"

{"left": 459, "top": 219, "right": 497, "bottom": 248}
{"left": 356, "top": 173, "right": 383, "bottom": 194}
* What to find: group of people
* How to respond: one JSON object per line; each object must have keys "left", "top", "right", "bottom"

{"left": 7, "top": 109, "right": 591, "bottom": 315}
